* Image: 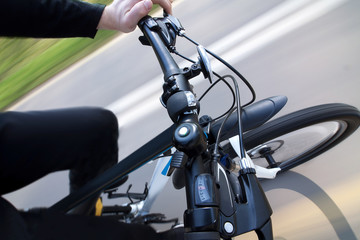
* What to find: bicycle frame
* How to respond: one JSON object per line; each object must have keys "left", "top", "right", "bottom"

{"left": 50, "top": 14, "right": 291, "bottom": 240}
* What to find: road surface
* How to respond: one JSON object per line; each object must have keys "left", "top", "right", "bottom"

{"left": 5, "top": 0, "right": 360, "bottom": 239}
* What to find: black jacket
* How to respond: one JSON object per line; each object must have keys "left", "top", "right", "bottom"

{"left": 0, "top": 0, "right": 105, "bottom": 38}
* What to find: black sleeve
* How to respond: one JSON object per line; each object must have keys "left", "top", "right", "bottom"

{"left": 0, "top": 0, "right": 105, "bottom": 38}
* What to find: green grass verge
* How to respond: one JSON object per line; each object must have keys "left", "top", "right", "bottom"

{"left": 0, "top": 30, "right": 118, "bottom": 110}
{"left": 0, "top": 0, "right": 161, "bottom": 110}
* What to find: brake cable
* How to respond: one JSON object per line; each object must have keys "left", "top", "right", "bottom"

{"left": 181, "top": 34, "right": 256, "bottom": 108}
{"left": 172, "top": 47, "right": 236, "bottom": 121}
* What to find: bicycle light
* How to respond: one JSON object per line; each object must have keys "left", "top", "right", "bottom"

{"left": 166, "top": 91, "right": 200, "bottom": 122}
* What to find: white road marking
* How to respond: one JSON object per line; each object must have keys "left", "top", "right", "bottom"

{"left": 219, "top": 0, "right": 348, "bottom": 64}
{"left": 107, "top": 0, "right": 348, "bottom": 127}
{"left": 106, "top": 0, "right": 315, "bottom": 118}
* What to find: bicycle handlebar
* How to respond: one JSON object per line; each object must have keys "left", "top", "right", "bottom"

{"left": 138, "top": 16, "right": 188, "bottom": 88}
{"left": 138, "top": 15, "right": 205, "bottom": 130}
{"left": 140, "top": 15, "right": 273, "bottom": 240}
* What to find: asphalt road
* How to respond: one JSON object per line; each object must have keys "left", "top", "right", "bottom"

{"left": 4, "top": 0, "right": 360, "bottom": 239}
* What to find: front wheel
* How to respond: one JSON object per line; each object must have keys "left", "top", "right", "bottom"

{"left": 228, "top": 103, "right": 360, "bottom": 172}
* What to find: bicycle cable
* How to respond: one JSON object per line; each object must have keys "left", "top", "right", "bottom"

{"left": 173, "top": 33, "right": 248, "bottom": 158}
{"left": 171, "top": 47, "right": 196, "bottom": 64}
{"left": 212, "top": 75, "right": 246, "bottom": 159}
{"left": 199, "top": 72, "right": 236, "bottom": 121}
{"left": 181, "top": 33, "right": 256, "bottom": 108}
{"left": 172, "top": 47, "right": 236, "bottom": 122}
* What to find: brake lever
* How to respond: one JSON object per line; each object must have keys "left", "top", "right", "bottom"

{"left": 139, "top": 15, "right": 183, "bottom": 49}
{"left": 163, "top": 12, "right": 185, "bottom": 35}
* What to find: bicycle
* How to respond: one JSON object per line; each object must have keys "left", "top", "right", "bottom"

{"left": 39, "top": 13, "right": 360, "bottom": 240}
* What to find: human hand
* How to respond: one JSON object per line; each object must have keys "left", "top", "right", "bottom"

{"left": 97, "top": 0, "right": 173, "bottom": 33}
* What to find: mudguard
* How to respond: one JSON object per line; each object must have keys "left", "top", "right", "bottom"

{"left": 209, "top": 96, "right": 288, "bottom": 142}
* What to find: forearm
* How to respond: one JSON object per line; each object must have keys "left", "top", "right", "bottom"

{"left": 0, "top": 0, "right": 105, "bottom": 38}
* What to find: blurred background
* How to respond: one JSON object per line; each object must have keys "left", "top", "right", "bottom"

{"left": 2, "top": 0, "right": 360, "bottom": 239}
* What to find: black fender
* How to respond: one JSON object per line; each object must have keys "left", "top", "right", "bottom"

{"left": 209, "top": 96, "right": 288, "bottom": 142}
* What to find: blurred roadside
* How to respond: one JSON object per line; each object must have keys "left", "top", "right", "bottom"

{"left": 0, "top": 0, "right": 160, "bottom": 110}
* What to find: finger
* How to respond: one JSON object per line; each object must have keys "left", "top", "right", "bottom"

{"left": 152, "top": 0, "right": 172, "bottom": 14}
{"left": 123, "top": 0, "right": 153, "bottom": 32}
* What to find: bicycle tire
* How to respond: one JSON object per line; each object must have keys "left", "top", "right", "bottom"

{"left": 223, "top": 103, "right": 360, "bottom": 172}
